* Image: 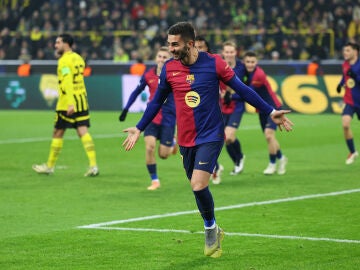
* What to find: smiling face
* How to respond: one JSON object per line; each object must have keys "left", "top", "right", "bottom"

{"left": 167, "top": 34, "right": 192, "bottom": 62}
{"left": 222, "top": 44, "right": 237, "bottom": 67}
{"left": 343, "top": 45, "right": 357, "bottom": 62}
{"left": 195, "top": 40, "right": 209, "bottom": 52}
{"left": 243, "top": 55, "right": 258, "bottom": 73}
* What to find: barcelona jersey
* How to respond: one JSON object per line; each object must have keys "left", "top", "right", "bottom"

{"left": 56, "top": 51, "right": 88, "bottom": 112}
{"left": 341, "top": 59, "right": 360, "bottom": 109}
{"left": 137, "top": 52, "right": 273, "bottom": 147}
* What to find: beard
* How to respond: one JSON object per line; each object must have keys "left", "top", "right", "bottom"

{"left": 173, "top": 46, "right": 189, "bottom": 61}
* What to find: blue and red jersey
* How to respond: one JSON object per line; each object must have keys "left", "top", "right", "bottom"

{"left": 247, "top": 66, "right": 282, "bottom": 110}
{"left": 123, "top": 67, "right": 175, "bottom": 126}
{"left": 340, "top": 59, "right": 360, "bottom": 109}
{"left": 220, "top": 59, "right": 246, "bottom": 114}
{"left": 137, "top": 52, "right": 273, "bottom": 147}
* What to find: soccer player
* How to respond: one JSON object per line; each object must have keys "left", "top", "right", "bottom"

{"left": 336, "top": 42, "right": 360, "bottom": 164}
{"left": 119, "top": 47, "right": 176, "bottom": 190}
{"left": 194, "top": 36, "right": 224, "bottom": 184}
{"left": 32, "top": 34, "right": 99, "bottom": 177}
{"left": 195, "top": 36, "right": 211, "bottom": 53}
{"left": 219, "top": 41, "right": 246, "bottom": 179}
{"left": 242, "top": 51, "right": 288, "bottom": 175}
{"left": 122, "top": 22, "right": 293, "bottom": 258}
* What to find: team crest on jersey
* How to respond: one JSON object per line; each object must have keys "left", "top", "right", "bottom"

{"left": 347, "top": 78, "right": 355, "bottom": 88}
{"left": 186, "top": 74, "right": 195, "bottom": 85}
{"left": 185, "top": 90, "right": 200, "bottom": 108}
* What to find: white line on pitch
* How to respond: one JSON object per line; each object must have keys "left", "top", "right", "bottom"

{"left": 81, "top": 226, "right": 360, "bottom": 244}
{"left": 77, "top": 188, "right": 360, "bottom": 229}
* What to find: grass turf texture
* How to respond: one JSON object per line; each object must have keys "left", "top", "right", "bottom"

{"left": 0, "top": 110, "right": 359, "bottom": 269}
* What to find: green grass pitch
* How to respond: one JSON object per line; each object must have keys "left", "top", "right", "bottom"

{"left": 0, "top": 110, "right": 359, "bottom": 269}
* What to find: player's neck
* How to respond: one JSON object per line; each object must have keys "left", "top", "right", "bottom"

{"left": 181, "top": 48, "right": 198, "bottom": 66}
{"left": 349, "top": 56, "right": 358, "bottom": 65}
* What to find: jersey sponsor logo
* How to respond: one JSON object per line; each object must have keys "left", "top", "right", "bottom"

{"left": 172, "top": 72, "right": 181, "bottom": 76}
{"left": 199, "top": 161, "right": 209, "bottom": 165}
{"left": 185, "top": 91, "right": 200, "bottom": 108}
{"left": 347, "top": 78, "right": 355, "bottom": 88}
{"left": 186, "top": 74, "right": 195, "bottom": 85}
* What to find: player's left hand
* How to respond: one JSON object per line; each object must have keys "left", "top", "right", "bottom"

{"left": 270, "top": 110, "right": 293, "bottom": 131}
{"left": 67, "top": 105, "right": 75, "bottom": 116}
{"left": 223, "top": 91, "right": 232, "bottom": 105}
{"left": 122, "top": 127, "right": 141, "bottom": 151}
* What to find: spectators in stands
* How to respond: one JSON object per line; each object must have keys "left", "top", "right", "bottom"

{"left": 0, "top": 0, "right": 359, "bottom": 60}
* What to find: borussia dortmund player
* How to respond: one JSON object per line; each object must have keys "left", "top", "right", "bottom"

{"left": 33, "top": 33, "right": 99, "bottom": 177}
{"left": 123, "top": 22, "right": 293, "bottom": 258}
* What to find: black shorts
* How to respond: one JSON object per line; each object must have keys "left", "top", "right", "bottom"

{"left": 54, "top": 110, "right": 90, "bottom": 129}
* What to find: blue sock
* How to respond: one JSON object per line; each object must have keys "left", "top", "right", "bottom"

{"left": 269, "top": 154, "right": 277, "bottom": 164}
{"left": 276, "top": 149, "right": 283, "bottom": 159}
{"left": 193, "top": 187, "right": 215, "bottom": 228}
{"left": 232, "top": 139, "right": 243, "bottom": 164}
{"left": 346, "top": 139, "right": 356, "bottom": 153}
{"left": 226, "top": 143, "right": 237, "bottom": 164}
{"left": 146, "top": 164, "right": 158, "bottom": 180}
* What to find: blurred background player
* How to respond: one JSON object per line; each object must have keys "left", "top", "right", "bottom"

{"left": 32, "top": 33, "right": 99, "bottom": 177}
{"left": 195, "top": 36, "right": 211, "bottom": 53}
{"left": 242, "top": 51, "right": 288, "bottom": 175}
{"left": 119, "top": 46, "right": 176, "bottom": 190}
{"left": 336, "top": 42, "right": 360, "bottom": 164}
{"left": 218, "top": 41, "right": 246, "bottom": 181}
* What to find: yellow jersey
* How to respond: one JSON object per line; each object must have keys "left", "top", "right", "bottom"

{"left": 56, "top": 51, "right": 88, "bottom": 112}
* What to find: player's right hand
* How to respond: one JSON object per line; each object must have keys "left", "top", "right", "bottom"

{"left": 119, "top": 109, "right": 128, "bottom": 122}
{"left": 336, "top": 84, "right": 342, "bottom": 94}
{"left": 122, "top": 127, "right": 141, "bottom": 151}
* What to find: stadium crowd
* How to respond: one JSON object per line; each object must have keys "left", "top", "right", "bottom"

{"left": 0, "top": 0, "right": 360, "bottom": 61}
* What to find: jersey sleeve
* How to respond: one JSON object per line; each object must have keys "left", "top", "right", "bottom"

{"left": 226, "top": 75, "right": 273, "bottom": 114}
{"left": 123, "top": 75, "right": 147, "bottom": 110}
{"left": 136, "top": 65, "right": 171, "bottom": 131}
{"left": 215, "top": 55, "right": 236, "bottom": 83}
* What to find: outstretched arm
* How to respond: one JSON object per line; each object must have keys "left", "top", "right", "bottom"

{"left": 227, "top": 75, "right": 293, "bottom": 131}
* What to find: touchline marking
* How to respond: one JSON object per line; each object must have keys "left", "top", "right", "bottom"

{"left": 77, "top": 188, "right": 360, "bottom": 229}
{"left": 81, "top": 226, "right": 360, "bottom": 244}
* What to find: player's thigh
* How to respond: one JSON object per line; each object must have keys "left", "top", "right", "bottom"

{"left": 224, "top": 126, "right": 237, "bottom": 141}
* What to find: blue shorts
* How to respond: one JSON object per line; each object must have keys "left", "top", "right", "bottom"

{"left": 259, "top": 112, "right": 277, "bottom": 131}
{"left": 342, "top": 104, "right": 360, "bottom": 120}
{"left": 222, "top": 111, "right": 244, "bottom": 128}
{"left": 179, "top": 141, "right": 224, "bottom": 180}
{"left": 144, "top": 122, "right": 176, "bottom": 147}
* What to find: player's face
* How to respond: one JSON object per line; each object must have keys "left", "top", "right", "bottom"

{"left": 155, "top": 50, "right": 170, "bottom": 68}
{"left": 244, "top": 56, "right": 258, "bottom": 72}
{"left": 54, "top": 37, "right": 65, "bottom": 56}
{"left": 167, "top": 34, "right": 190, "bottom": 61}
{"left": 343, "top": 46, "right": 356, "bottom": 62}
{"left": 222, "top": 45, "right": 236, "bottom": 65}
{"left": 195, "top": 41, "right": 208, "bottom": 52}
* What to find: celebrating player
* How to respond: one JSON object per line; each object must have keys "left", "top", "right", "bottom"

{"left": 242, "top": 51, "right": 288, "bottom": 175}
{"left": 336, "top": 42, "right": 360, "bottom": 164}
{"left": 119, "top": 47, "right": 176, "bottom": 190}
{"left": 122, "top": 22, "right": 293, "bottom": 258}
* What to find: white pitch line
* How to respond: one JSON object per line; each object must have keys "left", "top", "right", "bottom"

{"left": 81, "top": 226, "right": 360, "bottom": 244}
{"left": 77, "top": 188, "right": 360, "bottom": 229}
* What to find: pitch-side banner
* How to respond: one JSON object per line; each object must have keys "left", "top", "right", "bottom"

{"left": 0, "top": 74, "right": 344, "bottom": 114}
